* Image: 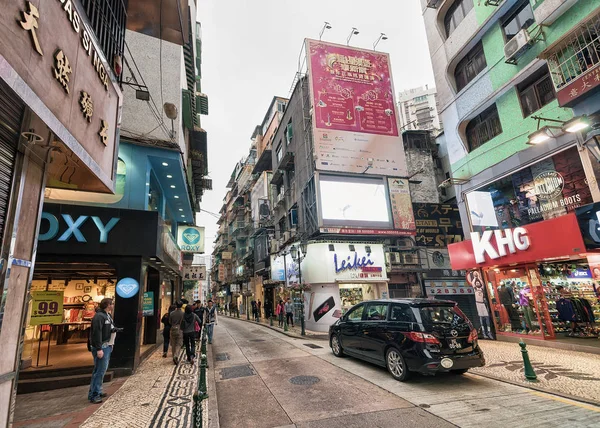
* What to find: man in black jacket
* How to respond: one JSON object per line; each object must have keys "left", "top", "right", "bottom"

{"left": 88, "top": 298, "right": 115, "bottom": 403}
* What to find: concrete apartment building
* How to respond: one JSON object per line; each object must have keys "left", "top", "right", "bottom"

{"left": 398, "top": 85, "right": 442, "bottom": 133}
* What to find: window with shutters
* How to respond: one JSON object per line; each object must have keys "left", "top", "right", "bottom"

{"left": 285, "top": 121, "right": 293, "bottom": 145}
{"left": 517, "top": 66, "right": 556, "bottom": 117}
{"left": 466, "top": 104, "right": 502, "bottom": 151}
{"left": 454, "top": 42, "right": 487, "bottom": 92}
{"left": 444, "top": 0, "right": 474, "bottom": 37}
{"left": 502, "top": 0, "right": 535, "bottom": 42}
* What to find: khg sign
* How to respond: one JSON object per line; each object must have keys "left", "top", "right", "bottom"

{"left": 471, "top": 227, "right": 530, "bottom": 264}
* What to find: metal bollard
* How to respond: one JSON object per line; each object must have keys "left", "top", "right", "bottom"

{"left": 199, "top": 353, "right": 208, "bottom": 399}
{"left": 519, "top": 341, "right": 537, "bottom": 382}
{"left": 270, "top": 316, "right": 274, "bottom": 326}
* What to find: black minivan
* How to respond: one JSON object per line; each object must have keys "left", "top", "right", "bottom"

{"left": 329, "top": 298, "right": 485, "bottom": 381}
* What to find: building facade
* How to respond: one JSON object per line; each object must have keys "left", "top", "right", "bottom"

{"left": 423, "top": 0, "right": 600, "bottom": 345}
{"left": 397, "top": 86, "right": 442, "bottom": 133}
{"left": 0, "top": 0, "right": 210, "bottom": 421}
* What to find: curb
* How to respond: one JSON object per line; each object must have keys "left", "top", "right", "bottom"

{"left": 205, "top": 334, "right": 220, "bottom": 428}
{"left": 222, "top": 314, "right": 328, "bottom": 341}
{"left": 468, "top": 371, "right": 600, "bottom": 409}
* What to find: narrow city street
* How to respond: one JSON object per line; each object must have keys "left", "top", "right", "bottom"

{"left": 213, "top": 317, "right": 600, "bottom": 428}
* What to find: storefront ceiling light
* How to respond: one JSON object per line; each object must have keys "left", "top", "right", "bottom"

{"left": 174, "top": 195, "right": 179, "bottom": 199}
{"left": 170, "top": 185, "right": 176, "bottom": 188}
{"left": 167, "top": 175, "right": 173, "bottom": 179}
{"left": 526, "top": 126, "right": 561, "bottom": 145}
{"left": 178, "top": 208, "right": 183, "bottom": 211}
{"left": 563, "top": 116, "right": 590, "bottom": 133}
{"left": 162, "top": 162, "right": 169, "bottom": 166}
{"left": 181, "top": 215, "right": 185, "bottom": 218}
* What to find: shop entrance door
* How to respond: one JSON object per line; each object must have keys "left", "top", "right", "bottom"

{"left": 486, "top": 266, "right": 555, "bottom": 339}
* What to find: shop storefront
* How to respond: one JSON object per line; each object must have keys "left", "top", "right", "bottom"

{"left": 18, "top": 203, "right": 181, "bottom": 390}
{"left": 449, "top": 212, "right": 600, "bottom": 346}
{"left": 300, "top": 243, "right": 388, "bottom": 332}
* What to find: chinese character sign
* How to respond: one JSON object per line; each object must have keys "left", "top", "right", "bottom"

{"left": 183, "top": 265, "right": 207, "bottom": 281}
{"left": 306, "top": 39, "right": 408, "bottom": 176}
{"left": 387, "top": 178, "right": 415, "bottom": 233}
{"left": 556, "top": 64, "right": 600, "bottom": 107}
{"left": 413, "top": 203, "right": 463, "bottom": 247}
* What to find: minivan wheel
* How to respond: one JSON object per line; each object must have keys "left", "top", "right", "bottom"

{"left": 386, "top": 348, "right": 410, "bottom": 381}
{"left": 331, "top": 334, "right": 344, "bottom": 357}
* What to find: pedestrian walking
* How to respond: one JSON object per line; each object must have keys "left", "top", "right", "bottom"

{"left": 285, "top": 298, "right": 294, "bottom": 327}
{"left": 181, "top": 306, "right": 202, "bottom": 364}
{"left": 251, "top": 300, "right": 258, "bottom": 322}
{"left": 193, "top": 300, "right": 205, "bottom": 341}
{"left": 161, "top": 304, "right": 176, "bottom": 358}
{"left": 169, "top": 301, "right": 185, "bottom": 364}
{"left": 204, "top": 299, "right": 218, "bottom": 344}
{"left": 276, "top": 300, "right": 285, "bottom": 327}
{"left": 257, "top": 300, "right": 262, "bottom": 319}
{"left": 88, "top": 298, "right": 118, "bottom": 404}
{"left": 264, "top": 300, "right": 272, "bottom": 320}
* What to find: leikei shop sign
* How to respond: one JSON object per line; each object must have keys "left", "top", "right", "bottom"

{"left": 448, "top": 213, "right": 585, "bottom": 270}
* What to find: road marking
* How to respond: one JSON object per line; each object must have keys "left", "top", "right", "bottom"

{"left": 529, "top": 391, "right": 600, "bottom": 413}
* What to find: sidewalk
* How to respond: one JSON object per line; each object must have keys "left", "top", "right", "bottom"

{"left": 221, "top": 312, "right": 328, "bottom": 340}
{"left": 81, "top": 343, "right": 212, "bottom": 428}
{"left": 472, "top": 340, "right": 600, "bottom": 406}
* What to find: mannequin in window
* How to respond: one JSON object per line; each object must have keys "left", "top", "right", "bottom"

{"left": 498, "top": 282, "right": 520, "bottom": 331}
{"left": 518, "top": 286, "right": 534, "bottom": 333}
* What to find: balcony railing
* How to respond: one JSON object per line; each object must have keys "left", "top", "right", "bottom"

{"left": 546, "top": 11, "right": 600, "bottom": 91}
{"left": 80, "top": 0, "right": 127, "bottom": 77}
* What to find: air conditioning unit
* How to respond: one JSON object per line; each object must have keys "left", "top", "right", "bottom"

{"left": 389, "top": 252, "right": 402, "bottom": 264}
{"left": 402, "top": 253, "right": 419, "bottom": 265}
{"left": 504, "top": 29, "right": 532, "bottom": 64}
{"left": 283, "top": 231, "right": 291, "bottom": 242}
{"left": 290, "top": 227, "right": 297, "bottom": 236}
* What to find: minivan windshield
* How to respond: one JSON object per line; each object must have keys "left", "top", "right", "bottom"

{"left": 417, "top": 305, "right": 468, "bottom": 326}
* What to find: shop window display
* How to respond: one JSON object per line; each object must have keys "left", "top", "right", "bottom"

{"left": 486, "top": 262, "right": 600, "bottom": 341}
{"left": 340, "top": 284, "right": 376, "bottom": 312}
{"left": 21, "top": 279, "right": 116, "bottom": 369}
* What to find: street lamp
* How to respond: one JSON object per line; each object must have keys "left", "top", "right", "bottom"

{"left": 373, "top": 33, "right": 388, "bottom": 51}
{"left": 347, "top": 27, "right": 359, "bottom": 46}
{"left": 290, "top": 243, "right": 307, "bottom": 336}
{"left": 319, "top": 22, "right": 332, "bottom": 40}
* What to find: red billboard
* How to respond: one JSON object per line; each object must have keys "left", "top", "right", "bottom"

{"left": 306, "top": 39, "right": 408, "bottom": 177}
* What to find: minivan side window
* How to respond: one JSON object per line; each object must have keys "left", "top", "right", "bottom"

{"left": 390, "top": 304, "right": 414, "bottom": 323}
{"left": 365, "top": 303, "right": 389, "bottom": 321}
{"left": 346, "top": 305, "right": 364, "bottom": 321}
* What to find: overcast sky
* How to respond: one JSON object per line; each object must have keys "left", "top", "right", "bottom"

{"left": 195, "top": 0, "right": 435, "bottom": 255}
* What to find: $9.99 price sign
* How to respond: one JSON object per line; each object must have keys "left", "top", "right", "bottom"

{"left": 30, "top": 291, "right": 64, "bottom": 325}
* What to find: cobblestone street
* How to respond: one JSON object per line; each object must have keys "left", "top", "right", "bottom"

{"left": 473, "top": 340, "right": 600, "bottom": 405}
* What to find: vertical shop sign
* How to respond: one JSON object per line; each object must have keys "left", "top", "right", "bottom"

{"left": 388, "top": 178, "right": 416, "bottom": 232}
{"left": 30, "top": 291, "right": 64, "bottom": 325}
{"left": 306, "top": 39, "right": 408, "bottom": 176}
{"left": 142, "top": 292, "right": 154, "bottom": 316}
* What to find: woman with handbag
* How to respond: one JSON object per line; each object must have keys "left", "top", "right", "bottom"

{"left": 181, "top": 305, "right": 202, "bottom": 364}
